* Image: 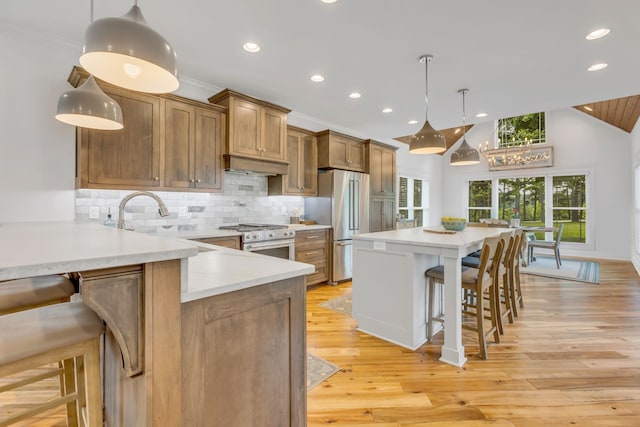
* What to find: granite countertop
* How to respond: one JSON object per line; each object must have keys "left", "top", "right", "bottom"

{"left": 0, "top": 221, "right": 198, "bottom": 281}
{"left": 179, "top": 240, "right": 315, "bottom": 303}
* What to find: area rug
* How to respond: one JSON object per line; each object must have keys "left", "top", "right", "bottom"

{"left": 318, "top": 292, "right": 352, "bottom": 316}
{"left": 522, "top": 255, "right": 600, "bottom": 284}
{"left": 307, "top": 353, "right": 340, "bottom": 391}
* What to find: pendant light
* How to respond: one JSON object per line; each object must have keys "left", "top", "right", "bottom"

{"left": 450, "top": 89, "right": 480, "bottom": 166}
{"left": 80, "top": 1, "right": 179, "bottom": 94}
{"left": 55, "top": 75, "right": 123, "bottom": 130}
{"left": 55, "top": 0, "right": 123, "bottom": 130}
{"left": 409, "top": 55, "right": 446, "bottom": 154}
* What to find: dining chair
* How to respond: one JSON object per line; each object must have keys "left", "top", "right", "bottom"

{"left": 527, "top": 224, "right": 565, "bottom": 268}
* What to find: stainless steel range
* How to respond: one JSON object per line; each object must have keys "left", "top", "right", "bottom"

{"left": 218, "top": 224, "right": 295, "bottom": 260}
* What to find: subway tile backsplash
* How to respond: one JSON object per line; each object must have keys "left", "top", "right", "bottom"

{"left": 75, "top": 172, "right": 305, "bottom": 232}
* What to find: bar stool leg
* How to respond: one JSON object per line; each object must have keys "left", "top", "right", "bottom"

{"left": 83, "top": 339, "right": 103, "bottom": 427}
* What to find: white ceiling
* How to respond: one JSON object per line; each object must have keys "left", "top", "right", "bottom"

{"left": 3, "top": 0, "right": 640, "bottom": 142}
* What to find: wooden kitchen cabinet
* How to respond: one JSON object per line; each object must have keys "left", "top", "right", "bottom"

{"left": 193, "top": 236, "right": 241, "bottom": 250}
{"left": 316, "top": 130, "right": 365, "bottom": 172}
{"left": 365, "top": 140, "right": 397, "bottom": 196}
{"left": 70, "top": 66, "right": 225, "bottom": 193}
{"left": 370, "top": 197, "right": 396, "bottom": 232}
{"left": 295, "top": 228, "right": 330, "bottom": 286}
{"left": 75, "top": 85, "right": 162, "bottom": 189}
{"left": 181, "top": 276, "right": 306, "bottom": 426}
{"left": 164, "top": 100, "right": 224, "bottom": 191}
{"left": 208, "top": 89, "right": 290, "bottom": 175}
{"left": 268, "top": 126, "right": 317, "bottom": 196}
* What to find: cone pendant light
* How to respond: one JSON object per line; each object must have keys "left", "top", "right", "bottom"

{"left": 450, "top": 89, "right": 480, "bottom": 166}
{"left": 409, "top": 55, "right": 446, "bottom": 154}
{"left": 80, "top": 1, "right": 179, "bottom": 93}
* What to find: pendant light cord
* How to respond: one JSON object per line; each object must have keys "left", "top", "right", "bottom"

{"left": 462, "top": 90, "right": 467, "bottom": 138}
{"left": 423, "top": 56, "right": 430, "bottom": 121}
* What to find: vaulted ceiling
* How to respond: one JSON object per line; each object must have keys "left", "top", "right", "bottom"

{"left": 2, "top": 0, "right": 639, "bottom": 143}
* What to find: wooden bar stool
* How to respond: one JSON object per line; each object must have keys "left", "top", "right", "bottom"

{"left": 0, "top": 275, "right": 75, "bottom": 315}
{"left": 0, "top": 301, "right": 104, "bottom": 426}
{"left": 425, "top": 238, "right": 504, "bottom": 359}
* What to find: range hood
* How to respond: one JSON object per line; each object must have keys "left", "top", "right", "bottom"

{"left": 224, "top": 155, "right": 289, "bottom": 176}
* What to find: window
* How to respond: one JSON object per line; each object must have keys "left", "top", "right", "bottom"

{"left": 497, "top": 112, "right": 546, "bottom": 147}
{"left": 399, "top": 176, "right": 428, "bottom": 227}
{"left": 468, "top": 173, "right": 589, "bottom": 244}
{"left": 552, "top": 175, "right": 586, "bottom": 243}
{"left": 468, "top": 180, "right": 492, "bottom": 222}
{"left": 498, "top": 177, "right": 545, "bottom": 227}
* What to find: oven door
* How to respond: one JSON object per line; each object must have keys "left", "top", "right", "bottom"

{"left": 243, "top": 239, "right": 295, "bottom": 260}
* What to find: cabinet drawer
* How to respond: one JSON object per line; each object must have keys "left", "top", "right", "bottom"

{"left": 295, "top": 229, "right": 328, "bottom": 250}
{"left": 296, "top": 245, "right": 327, "bottom": 263}
{"left": 305, "top": 262, "right": 327, "bottom": 286}
{"left": 195, "top": 236, "right": 241, "bottom": 250}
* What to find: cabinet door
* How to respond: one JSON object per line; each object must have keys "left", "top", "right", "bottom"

{"left": 163, "top": 100, "right": 195, "bottom": 189}
{"left": 380, "top": 148, "right": 396, "bottom": 194}
{"left": 300, "top": 134, "right": 317, "bottom": 196}
{"left": 328, "top": 135, "right": 351, "bottom": 169}
{"left": 370, "top": 198, "right": 396, "bottom": 232}
{"left": 229, "top": 99, "right": 261, "bottom": 157}
{"left": 369, "top": 145, "right": 384, "bottom": 194}
{"left": 347, "top": 140, "right": 365, "bottom": 172}
{"left": 194, "top": 108, "right": 223, "bottom": 191}
{"left": 285, "top": 133, "right": 301, "bottom": 193}
{"left": 80, "top": 90, "right": 160, "bottom": 188}
{"left": 261, "top": 107, "right": 287, "bottom": 162}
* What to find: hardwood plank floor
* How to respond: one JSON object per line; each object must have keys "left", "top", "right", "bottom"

{"left": 2, "top": 259, "right": 640, "bottom": 426}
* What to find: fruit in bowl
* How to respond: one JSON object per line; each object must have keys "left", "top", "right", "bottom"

{"left": 441, "top": 217, "right": 467, "bottom": 231}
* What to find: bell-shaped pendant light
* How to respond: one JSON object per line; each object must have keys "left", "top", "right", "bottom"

{"left": 80, "top": 1, "right": 179, "bottom": 94}
{"left": 450, "top": 89, "right": 480, "bottom": 166}
{"left": 56, "top": 75, "right": 123, "bottom": 130}
{"left": 409, "top": 55, "right": 446, "bottom": 154}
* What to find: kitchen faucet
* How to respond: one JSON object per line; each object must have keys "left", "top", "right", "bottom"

{"left": 117, "top": 191, "right": 170, "bottom": 230}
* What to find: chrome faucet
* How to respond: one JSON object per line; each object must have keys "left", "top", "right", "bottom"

{"left": 117, "top": 191, "right": 170, "bottom": 230}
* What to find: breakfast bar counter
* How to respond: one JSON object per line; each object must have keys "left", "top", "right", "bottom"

{"left": 352, "top": 226, "right": 509, "bottom": 367}
{"left": 0, "top": 221, "right": 312, "bottom": 426}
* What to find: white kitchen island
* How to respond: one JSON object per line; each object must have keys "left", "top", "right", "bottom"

{"left": 352, "top": 226, "right": 509, "bottom": 367}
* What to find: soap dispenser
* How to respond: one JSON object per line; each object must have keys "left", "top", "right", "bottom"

{"left": 103, "top": 208, "right": 116, "bottom": 227}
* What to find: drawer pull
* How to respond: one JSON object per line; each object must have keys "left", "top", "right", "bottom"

{"left": 306, "top": 235, "right": 320, "bottom": 239}
{"left": 305, "top": 251, "right": 320, "bottom": 256}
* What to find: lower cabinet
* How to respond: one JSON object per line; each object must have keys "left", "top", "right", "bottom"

{"left": 193, "top": 236, "right": 241, "bottom": 250}
{"left": 370, "top": 197, "right": 396, "bottom": 232}
{"left": 181, "top": 276, "right": 306, "bottom": 427}
{"left": 295, "top": 228, "right": 329, "bottom": 287}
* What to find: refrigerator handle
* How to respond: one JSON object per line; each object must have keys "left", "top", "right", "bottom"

{"left": 353, "top": 179, "right": 359, "bottom": 231}
{"left": 348, "top": 179, "right": 354, "bottom": 231}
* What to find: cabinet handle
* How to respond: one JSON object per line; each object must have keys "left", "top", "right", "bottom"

{"left": 153, "top": 176, "right": 159, "bottom": 181}
{"left": 306, "top": 251, "right": 320, "bottom": 256}
{"left": 196, "top": 179, "right": 201, "bottom": 183}
{"left": 306, "top": 235, "right": 320, "bottom": 239}
{"left": 189, "top": 179, "right": 195, "bottom": 183}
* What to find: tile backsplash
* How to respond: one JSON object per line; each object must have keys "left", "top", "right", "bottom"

{"left": 75, "top": 172, "right": 305, "bottom": 232}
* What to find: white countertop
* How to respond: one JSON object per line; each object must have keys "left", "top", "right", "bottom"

{"left": 180, "top": 240, "right": 315, "bottom": 303}
{"left": 142, "top": 224, "right": 330, "bottom": 240}
{"left": 0, "top": 221, "right": 198, "bottom": 281}
{"left": 353, "top": 226, "right": 512, "bottom": 249}
{"left": 287, "top": 224, "right": 331, "bottom": 231}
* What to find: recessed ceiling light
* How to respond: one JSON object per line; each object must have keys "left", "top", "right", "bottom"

{"left": 586, "top": 28, "right": 610, "bottom": 40}
{"left": 408, "top": 120, "right": 418, "bottom": 124}
{"left": 321, "top": 0, "right": 337, "bottom": 3}
{"left": 382, "top": 108, "right": 393, "bottom": 113}
{"left": 588, "top": 63, "right": 608, "bottom": 71}
{"left": 476, "top": 112, "right": 488, "bottom": 118}
{"left": 310, "top": 74, "right": 325, "bottom": 82}
{"left": 349, "top": 92, "right": 361, "bottom": 99}
{"left": 583, "top": 106, "right": 593, "bottom": 112}
{"left": 243, "top": 42, "right": 260, "bottom": 53}
{"left": 454, "top": 128, "right": 461, "bottom": 134}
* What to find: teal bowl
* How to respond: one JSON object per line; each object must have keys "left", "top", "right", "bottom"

{"left": 442, "top": 220, "right": 467, "bottom": 231}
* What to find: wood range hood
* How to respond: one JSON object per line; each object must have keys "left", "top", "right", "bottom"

{"left": 223, "top": 154, "right": 288, "bottom": 176}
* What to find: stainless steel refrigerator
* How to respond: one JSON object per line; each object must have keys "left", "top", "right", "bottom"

{"left": 304, "top": 169, "right": 370, "bottom": 283}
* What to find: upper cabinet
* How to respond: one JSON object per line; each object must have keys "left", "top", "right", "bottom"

{"left": 208, "top": 89, "right": 290, "bottom": 175}
{"left": 316, "top": 130, "right": 365, "bottom": 172}
{"left": 268, "top": 126, "right": 318, "bottom": 196}
{"left": 70, "top": 67, "right": 226, "bottom": 193}
{"left": 365, "top": 140, "right": 397, "bottom": 196}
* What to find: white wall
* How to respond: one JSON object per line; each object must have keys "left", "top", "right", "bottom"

{"left": 442, "top": 108, "right": 633, "bottom": 260}
{"left": 630, "top": 118, "right": 640, "bottom": 271}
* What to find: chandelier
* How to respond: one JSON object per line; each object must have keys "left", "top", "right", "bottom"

{"left": 479, "top": 119, "right": 534, "bottom": 168}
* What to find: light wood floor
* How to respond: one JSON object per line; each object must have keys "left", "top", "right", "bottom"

{"left": 3, "top": 258, "right": 640, "bottom": 426}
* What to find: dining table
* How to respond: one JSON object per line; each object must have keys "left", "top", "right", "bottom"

{"left": 351, "top": 225, "right": 510, "bottom": 367}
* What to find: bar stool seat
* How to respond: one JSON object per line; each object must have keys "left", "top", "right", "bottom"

{"left": 0, "top": 301, "right": 104, "bottom": 426}
{"left": 0, "top": 275, "right": 75, "bottom": 315}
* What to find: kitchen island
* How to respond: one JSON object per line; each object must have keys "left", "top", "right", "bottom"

{"left": 351, "top": 226, "right": 509, "bottom": 367}
{"left": 0, "top": 222, "right": 313, "bottom": 426}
